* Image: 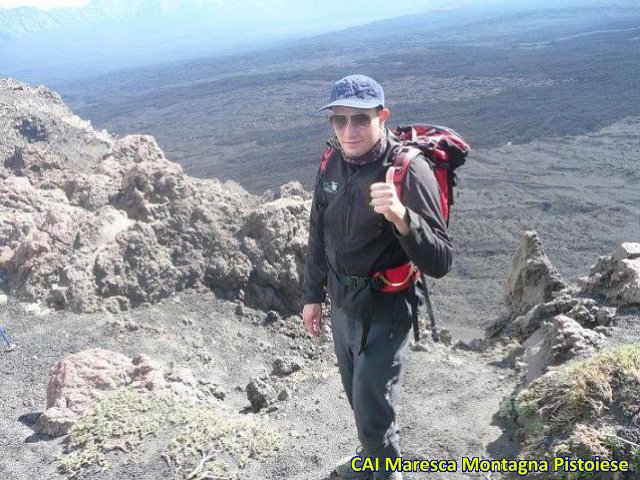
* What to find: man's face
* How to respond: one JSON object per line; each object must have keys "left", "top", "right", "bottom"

{"left": 330, "top": 105, "right": 389, "bottom": 157}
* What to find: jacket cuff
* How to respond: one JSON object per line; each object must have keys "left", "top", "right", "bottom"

{"left": 302, "top": 289, "right": 326, "bottom": 305}
{"left": 392, "top": 207, "right": 414, "bottom": 238}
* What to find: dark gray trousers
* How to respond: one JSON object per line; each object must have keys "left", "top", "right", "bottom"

{"left": 330, "top": 290, "right": 414, "bottom": 479}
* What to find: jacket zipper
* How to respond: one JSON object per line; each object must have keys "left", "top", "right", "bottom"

{"left": 336, "top": 165, "right": 358, "bottom": 274}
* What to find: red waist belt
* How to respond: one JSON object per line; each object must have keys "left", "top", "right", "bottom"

{"left": 372, "top": 262, "right": 420, "bottom": 292}
{"left": 330, "top": 262, "right": 419, "bottom": 293}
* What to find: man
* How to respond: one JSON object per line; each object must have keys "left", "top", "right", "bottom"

{"left": 301, "top": 74, "right": 452, "bottom": 480}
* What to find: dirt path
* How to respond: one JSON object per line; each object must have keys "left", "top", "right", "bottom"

{"left": 244, "top": 341, "right": 520, "bottom": 480}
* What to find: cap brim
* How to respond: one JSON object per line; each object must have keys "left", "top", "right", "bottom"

{"left": 317, "top": 99, "right": 383, "bottom": 113}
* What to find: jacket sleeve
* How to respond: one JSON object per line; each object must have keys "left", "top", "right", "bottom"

{"left": 392, "top": 155, "right": 453, "bottom": 278}
{"left": 301, "top": 169, "right": 328, "bottom": 304}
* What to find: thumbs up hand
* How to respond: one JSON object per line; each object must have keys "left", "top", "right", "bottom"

{"left": 369, "top": 166, "right": 407, "bottom": 226}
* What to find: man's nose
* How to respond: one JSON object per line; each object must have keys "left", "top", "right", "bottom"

{"left": 344, "top": 121, "right": 360, "bottom": 136}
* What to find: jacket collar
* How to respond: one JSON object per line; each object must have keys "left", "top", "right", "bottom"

{"left": 382, "top": 128, "right": 403, "bottom": 167}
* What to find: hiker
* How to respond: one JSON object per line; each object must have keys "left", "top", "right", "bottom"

{"left": 301, "top": 74, "right": 454, "bottom": 480}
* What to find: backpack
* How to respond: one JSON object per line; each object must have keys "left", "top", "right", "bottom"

{"left": 390, "top": 124, "right": 470, "bottom": 342}
{"left": 391, "top": 123, "right": 470, "bottom": 226}
{"left": 318, "top": 124, "right": 470, "bottom": 344}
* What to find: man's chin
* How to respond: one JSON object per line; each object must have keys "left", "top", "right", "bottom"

{"left": 343, "top": 147, "right": 365, "bottom": 157}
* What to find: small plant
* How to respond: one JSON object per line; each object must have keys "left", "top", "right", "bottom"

{"left": 514, "top": 389, "right": 540, "bottom": 418}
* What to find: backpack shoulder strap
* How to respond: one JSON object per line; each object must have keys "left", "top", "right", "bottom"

{"left": 391, "top": 146, "right": 421, "bottom": 200}
{"left": 316, "top": 146, "right": 336, "bottom": 208}
{"left": 319, "top": 146, "right": 335, "bottom": 173}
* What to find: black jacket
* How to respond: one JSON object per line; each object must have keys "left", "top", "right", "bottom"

{"left": 302, "top": 128, "right": 452, "bottom": 310}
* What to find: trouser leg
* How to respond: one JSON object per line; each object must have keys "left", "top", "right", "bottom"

{"left": 331, "top": 306, "right": 356, "bottom": 408}
{"left": 330, "top": 293, "right": 413, "bottom": 480}
{"left": 352, "top": 313, "right": 411, "bottom": 479}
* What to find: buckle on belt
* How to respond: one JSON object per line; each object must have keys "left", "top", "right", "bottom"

{"left": 339, "top": 273, "right": 369, "bottom": 289}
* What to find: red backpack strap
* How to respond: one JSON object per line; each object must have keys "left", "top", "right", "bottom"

{"left": 319, "top": 146, "right": 334, "bottom": 173}
{"left": 391, "top": 146, "right": 421, "bottom": 201}
{"left": 316, "top": 146, "right": 335, "bottom": 208}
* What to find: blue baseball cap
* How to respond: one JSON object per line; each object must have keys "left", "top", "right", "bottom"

{"left": 319, "top": 74, "right": 385, "bottom": 112}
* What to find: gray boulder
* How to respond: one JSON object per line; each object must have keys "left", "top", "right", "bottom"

{"left": 246, "top": 377, "right": 276, "bottom": 411}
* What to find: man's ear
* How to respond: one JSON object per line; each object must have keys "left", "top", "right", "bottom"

{"left": 379, "top": 108, "right": 390, "bottom": 122}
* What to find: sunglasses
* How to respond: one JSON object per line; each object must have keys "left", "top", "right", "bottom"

{"left": 328, "top": 113, "right": 378, "bottom": 129}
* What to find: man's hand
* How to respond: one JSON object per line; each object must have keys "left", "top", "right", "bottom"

{"left": 370, "top": 167, "right": 409, "bottom": 234}
{"left": 303, "top": 303, "right": 323, "bottom": 337}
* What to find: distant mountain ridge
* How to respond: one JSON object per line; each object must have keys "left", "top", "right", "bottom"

{"left": 0, "top": 1, "right": 224, "bottom": 39}
{"left": 2, "top": 0, "right": 637, "bottom": 40}
{"left": 0, "top": 0, "right": 454, "bottom": 82}
{"left": 0, "top": 0, "right": 445, "bottom": 40}
{"left": 2, "top": 0, "right": 637, "bottom": 86}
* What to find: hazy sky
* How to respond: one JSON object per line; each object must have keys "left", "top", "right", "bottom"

{"left": 0, "top": 0, "right": 89, "bottom": 9}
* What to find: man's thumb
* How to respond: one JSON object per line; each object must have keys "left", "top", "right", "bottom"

{"left": 386, "top": 166, "right": 395, "bottom": 185}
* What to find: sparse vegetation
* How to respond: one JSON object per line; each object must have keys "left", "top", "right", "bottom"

{"left": 514, "top": 344, "right": 640, "bottom": 479}
{"left": 59, "top": 388, "right": 280, "bottom": 479}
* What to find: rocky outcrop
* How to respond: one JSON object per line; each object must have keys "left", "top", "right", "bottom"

{"left": 0, "top": 78, "right": 112, "bottom": 175}
{"left": 239, "top": 184, "right": 311, "bottom": 312}
{"left": 579, "top": 242, "right": 640, "bottom": 306}
{"left": 488, "top": 231, "right": 619, "bottom": 385}
{"left": 0, "top": 78, "right": 313, "bottom": 315}
{"left": 492, "top": 291, "right": 616, "bottom": 342}
{"left": 37, "top": 348, "right": 205, "bottom": 437}
{"left": 519, "top": 314, "right": 605, "bottom": 384}
{"left": 504, "top": 231, "right": 567, "bottom": 319}
{"left": 494, "top": 237, "right": 640, "bottom": 478}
